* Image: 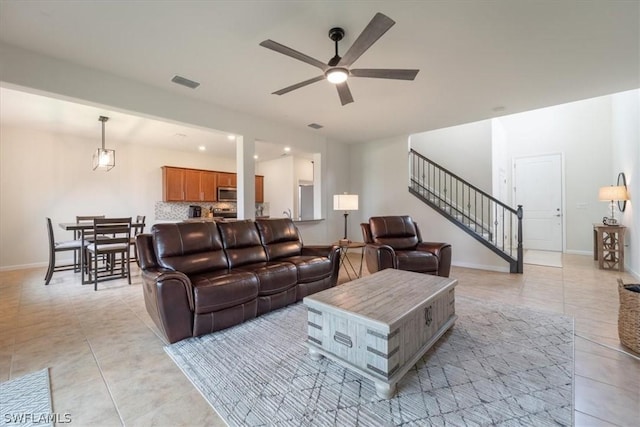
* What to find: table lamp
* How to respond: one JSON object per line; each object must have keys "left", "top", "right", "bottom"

{"left": 333, "top": 194, "right": 359, "bottom": 240}
{"left": 598, "top": 185, "right": 628, "bottom": 225}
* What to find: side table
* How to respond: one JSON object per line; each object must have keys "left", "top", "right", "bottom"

{"left": 334, "top": 241, "right": 365, "bottom": 280}
{"left": 593, "top": 224, "right": 626, "bottom": 271}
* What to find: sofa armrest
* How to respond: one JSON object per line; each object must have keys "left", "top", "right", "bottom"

{"left": 364, "top": 243, "right": 396, "bottom": 273}
{"left": 302, "top": 244, "right": 341, "bottom": 287}
{"left": 416, "top": 242, "right": 452, "bottom": 277}
{"left": 140, "top": 268, "right": 195, "bottom": 344}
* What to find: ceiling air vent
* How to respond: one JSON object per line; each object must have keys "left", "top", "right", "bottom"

{"left": 171, "top": 75, "right": 200, "bottom": 89}
{"left": 307, "top": 123, "right": 323, "bottom": 129}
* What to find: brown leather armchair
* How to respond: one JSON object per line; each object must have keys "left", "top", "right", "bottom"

{"left": 361, "top": 215, "right": 451, "bottom": 277}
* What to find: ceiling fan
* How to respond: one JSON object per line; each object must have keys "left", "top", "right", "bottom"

{"left": 259, "top": 12, "right": 419, "bottom": 106}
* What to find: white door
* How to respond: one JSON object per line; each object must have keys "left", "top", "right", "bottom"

{"left": 513, "top": 154, "right": 563, "bottom": 251}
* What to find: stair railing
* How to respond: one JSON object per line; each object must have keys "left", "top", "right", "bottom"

{"left": 409, "top": 149, "right": 523, "bottom": 273}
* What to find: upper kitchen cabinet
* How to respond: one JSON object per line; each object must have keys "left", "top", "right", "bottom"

{"left": 217, "top": 172, "right": 237, "bottom": 188}
{"left": 162, "top": 166, "right": 186, "bottom": 201}
{"left": 185, "top": 169, "right": 217, "bottom": 201}
{"left": 163, "top": 166, "right": 217, "bottom": 202}
{"left": 255, "top": 175, "right": 264, "bottom": 203}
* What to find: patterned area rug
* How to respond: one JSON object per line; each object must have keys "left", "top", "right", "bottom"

{"left": 165, "top": 296, "right": 573, "bottom": 426}
{"left": 0, "top": 368, "right": 53, "bottom": 427}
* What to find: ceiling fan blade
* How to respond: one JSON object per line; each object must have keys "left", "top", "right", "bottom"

{"left": 336, "top": 82, "right": 354, "bottom": 106}
{"left": 338, "top": 13, "right": 395, "bottom": 67}
{"left": 272, "top": 75, "right": 325, "bottom": 95}
{"left": 260, "top": 40, "right": 328, "bottom": 71}
{"left": 350, "top": 69, "right": 419, "bottom": 80}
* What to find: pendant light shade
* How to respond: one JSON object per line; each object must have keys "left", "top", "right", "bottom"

{"left": 92, "top": 116, "right": 115, "bottom": 171}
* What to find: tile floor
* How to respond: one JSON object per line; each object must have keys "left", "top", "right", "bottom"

{"left": 1, "top": 253, "right": 639, "bottom": 426}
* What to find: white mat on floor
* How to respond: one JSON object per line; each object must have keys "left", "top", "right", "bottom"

{"left": 0, "top": 368, "right": 53, "bottom": 427}
{"left": 524, "top": 250, "right": 563, "bottom": 268}
{"left": 165, "top": 299, "right": 573, "bottom": 426}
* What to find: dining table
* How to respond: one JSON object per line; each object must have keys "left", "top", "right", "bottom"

{"left": 59, "top": 220, "right": 145, "bottom": 285}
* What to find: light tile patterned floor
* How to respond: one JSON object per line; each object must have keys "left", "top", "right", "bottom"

{"left": 1, "top": 253, "right": 638, "bottom": 426}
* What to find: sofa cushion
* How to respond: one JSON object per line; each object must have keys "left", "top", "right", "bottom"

{"left": 255, "top": 218, "right": 302, "bottom": 260}
{"left": 369, "top": 216, "right": 419, "bottom": 250}
{"left": 191, "top": 270, "right": 259, "bottom": 314}
{"left": 280, "top": 256, "right": 332, "bottom": 283}
{"left": 218, "top": 220, "right": 268, "bottom": 268}
{"left": 237, "top": 261, "right": 297, "bottom": 296}
{"left": 395, "top": 250, "right": 438, "bottom": 273}
{"left": 153, "top": 223, "right": 228, "bottom": 275}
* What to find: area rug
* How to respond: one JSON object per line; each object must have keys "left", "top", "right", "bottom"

{"left": 524, "top": 250, "right": 563, "bottom": 268}
{"left": 165, "top": 297, "right": 574, "bottom": 426}
{"left": 0, "top": 368, "right": 53, "bottom": 427}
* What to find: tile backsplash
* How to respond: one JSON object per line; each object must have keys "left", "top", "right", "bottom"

{"left": 154, "top": 201, "right": 268, "bottom": 221}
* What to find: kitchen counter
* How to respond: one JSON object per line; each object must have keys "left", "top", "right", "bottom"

{"left": 183, "top": 217, "right": 225, "bottom": 222}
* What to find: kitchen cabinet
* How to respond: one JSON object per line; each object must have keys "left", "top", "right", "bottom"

{"left": 163, "top": 166, "right": 217, "bottom": 202}
{"left": 185, "top": 169, "right": 217, "bottom": 201}
{"left": 163, "top": 166, "right": 263, "bottom": 203}
{"left": 162, "top": 167, "right": 186, "bottom": 201}
{"left": 217, "top": 172, "right": 237, "bottom": 188}
{"left": 256, "top": 175, "right": 264, "bottom": 203}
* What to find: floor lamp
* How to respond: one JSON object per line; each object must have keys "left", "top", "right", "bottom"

{"left": 333, "top": 194, "right": 359, "bottom": 241}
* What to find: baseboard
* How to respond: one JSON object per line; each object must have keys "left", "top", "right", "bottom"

{"left": 625, "top": 265, "right": 640, "bottom": 281}
{"left": 452, "top": 261, "right": 510, "bottom": 273}
{"left": 0, "top": 261, "right": 48, "bottom": 272}
{"left": 564, "top": 249, "right": 592, "bottom": 256}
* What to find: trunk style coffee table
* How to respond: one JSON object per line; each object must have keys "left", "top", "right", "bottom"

{"left": 303, "top": 268, "right": 457, "bottom": 399}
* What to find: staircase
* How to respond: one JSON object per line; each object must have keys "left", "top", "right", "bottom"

{"left": 409, "top": 149, "right": 523, "bottom": 273}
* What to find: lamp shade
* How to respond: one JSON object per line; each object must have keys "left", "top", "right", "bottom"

{"left": 333, "top": 194, "right": 359, "bottom": 211}
{"left": 92, "top": 148, "right": 115, "bottom": 171}
{"left": 93, "top": 115, "right": 115, "bottom": 171}
{"left": 598, "top": 186, "right": 628, "bottom": 201}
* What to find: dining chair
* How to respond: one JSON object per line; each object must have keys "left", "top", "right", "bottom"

{"left": 129, "top": 215, "right": 146, "bottom": 265}
{"left": 75, "top": 215, "right": 105, "bottom": 240}
{"left": 45, "top": 217, "right": 85, "bottom": 285}
{"left": 86, "top": 217, "right": 132, "bottom": 291}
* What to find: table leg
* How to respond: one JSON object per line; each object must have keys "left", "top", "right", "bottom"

{"left": 375, "top": 381, "right": 395, "bottom": 399}
{"left": 80, "top": 228, "right": 89, "bottom": 285}
{"left": 309, "top": 348, "right": 323, "bottom": 361}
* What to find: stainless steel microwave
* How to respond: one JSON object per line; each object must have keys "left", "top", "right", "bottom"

{"left": 217, "top": 187, "right": 237, "bottom": 201}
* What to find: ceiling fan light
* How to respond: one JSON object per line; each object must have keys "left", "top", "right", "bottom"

{"left": 326, "top": 68, "right": 348, "bottom": 84}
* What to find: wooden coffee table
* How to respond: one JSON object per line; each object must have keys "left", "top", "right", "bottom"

{"left": 303, "top": 268, "right": 457, "bottom": 399}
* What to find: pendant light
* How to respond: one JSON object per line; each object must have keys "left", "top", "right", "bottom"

{"left": 92, "top": 116, "right": 115, "bottom": 171}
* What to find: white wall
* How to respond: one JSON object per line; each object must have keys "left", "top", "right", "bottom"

{"left": 491, "top": 119, "right": 509, "bottom": 203}
{"left": 351, "top": 135, "right": 508, "bottom": 272}
{"left": 497, "top": 95, "right": 613, "bottom": 253}
{"left": 258, "top": 156, "right": 294, "bottom": 220}
{"left": 410, "top": 120, "right": 493, "bottom": 193}
{"left": 611, "top": 89, "right": 639, "bottom": 278}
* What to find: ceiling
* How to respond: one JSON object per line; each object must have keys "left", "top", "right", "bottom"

{"left": 0, "top": 1, "right": 638, "bottom": 148}
{"left": 0, "top": 87, "right": 310, "bottom": 161}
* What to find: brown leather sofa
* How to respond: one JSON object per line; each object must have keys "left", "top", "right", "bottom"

{"left": 361, "top": 215, "right": 451, "bottom": 277}
{"left": 136, "top": 218, "right": 340, "bottom": 343}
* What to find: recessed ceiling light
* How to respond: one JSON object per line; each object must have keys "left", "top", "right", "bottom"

{"left": 253, "top": 154, "right": 259, "bottom": 159}
{"left": 308, "top": 123, "right": 323, "bottom": 129}
{"left": 492, "top": 106, "right": 506, "bottom": 112}
{"left": 227, "top": 135, "right": 235, "bottom": 140}
{"left": 198, "top": 146, "right": 206, "bottom": 151}
{"left": 284, "top": 147, "right": 291, "bottom": 152}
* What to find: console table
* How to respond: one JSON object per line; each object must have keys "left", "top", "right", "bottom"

{"left": 593, "top": 224, "right": 626, "bottom": 271}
